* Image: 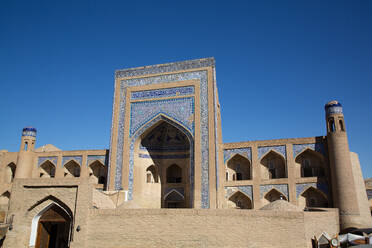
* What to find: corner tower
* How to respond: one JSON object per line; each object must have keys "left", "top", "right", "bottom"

{"left": 325, "top": 101, "right": 371, "bottom": 229}
{"left": 14, "top": 127, "right": 36, "bottom": 178}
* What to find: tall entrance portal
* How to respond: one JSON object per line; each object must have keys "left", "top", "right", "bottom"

{"left": 136, "top": 120, "right": 192, "bottom": 208}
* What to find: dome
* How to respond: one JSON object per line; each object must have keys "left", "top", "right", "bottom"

{"left": 325, "top": 100, "right": 343, "bottom": 115}
{"left": 22, "top": 127, "right": 37, "bottom": 137}
{"left": 260, "top": 199, "right": 303, "bottom": 211}
{"left": 325, "top": 100, "right": 342, "bottom": 108}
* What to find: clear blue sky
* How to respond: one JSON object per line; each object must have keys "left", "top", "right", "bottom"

{"left": 1, "top": 1, "right": 372, "bottom": 177}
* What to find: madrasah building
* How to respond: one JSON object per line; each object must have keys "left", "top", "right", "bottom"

{"left": 0, "top": 58, "right": 371, "bottom": 248}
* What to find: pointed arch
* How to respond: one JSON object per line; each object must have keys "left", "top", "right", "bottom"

{"left": 0, "top": 191, "right": 10, "bottom": 205}
{"left": 39, "top": 160, "right": 56, "bottom": 178}
{"left": 29, "top": 197, "right": 73, "bottom": 247}
{"left": 89, "top": 160, "right": 107, "bottom": 185}
{"left": 226, "top": 154, "right": 251, "bottom": 181}
{"left": 295, "top": 148, "right": 325, "bottom": 178}
{"left": 164, "top": 189, "right": 185, "bottom": 208}
{"left": 146, "top": 165, "right": 159, "bottom": 183}
{"left": 228, "top": 191, "right": 253, "bottom": 209}
{"left": 260, "top": 150, "right": 286, "bottom": 179}
{"left": 299, "top": 186, "right": 328, "bottom": 208}
{"left": 166, "top": 164, "right": 182, "bottom": 183}
{"left": 163, "top": 189, "right": 185, "bottom": 201}
{"left": 4, "top": 162, "right": 16, "bottom": 183}
{"left": 264, "top": 188, "right": 287, "bottom": 202}
{"left": 64, "top": 160, "right": 81, "bottom": 178}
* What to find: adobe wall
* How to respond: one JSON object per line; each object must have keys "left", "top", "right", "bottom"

{"left": 86, "top": 208, "right": 339, "bottom": 248}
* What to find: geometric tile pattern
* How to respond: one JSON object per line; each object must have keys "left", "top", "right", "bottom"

{"left": 129, "top": 97, "right": 194, "bottom": 137}
{"left": 62, "top": 156, "right": 82, "bottom": 166}
{"left": 112, "top": 64, "right": 211, "bottom": 208}
{"left": 223, "top": 147, "right": 252, "bottom": 163}
{"left": 87, "top": 155, "right": 106, "bottom": 166}
{"left": 258, "top": 145, "right": 286, "bottom": 160}
{"left": 139, "top": 153, "right": 189, "bottom": 159}
{"left": 37, "top": 156, "right": 58, "bottom": 167}
{"left": 131, "top": 86, "right": 194, "bottom": 100}
{"left": 259, "top": 184, "right": 289, "bottom": 199}
{"left": 296, "top": 182, "right": 329, "bottom": 198}
{"left": 292, "top": 143, "right": 326, "bottom": 158}
{"left": 225, "top": 186, "right": 253, "bottom": 200}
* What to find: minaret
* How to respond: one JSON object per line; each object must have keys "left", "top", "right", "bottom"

{"left": 14, "top": 127, "right": 37, "bottom": 179}
{"left": 325, "top": 101, "right": 370, "bottom": 229}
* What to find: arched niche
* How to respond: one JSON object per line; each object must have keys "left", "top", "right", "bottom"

{"left": 88, "top": 160, "right": 107, "bottom": 185}
{"left": 260, "top": 150, "right": 286, "bottom": 180}
{"left": 295, "top": 149, "right": 325, "bottom": 178}
{"left": 0, "top": 191, "right": 10, "bottom": 205}
{"left": 64, "top": 160, "right": 80, "bottom": 178}
{"left": 166, "top": 164, "right": 182, "bottom": 183}
{"left": 227, "top": 191, "right": 252, "bottom": 209}
{"left": 262, "top": 188, "right": 287, "bottom": 206}
{"left": 133, "top": 117, "right": 193, "bottom": 208}
{"left": 164, "top": 189, "right": 185, "bottom": 208}
{"left": 39, "top": 160, "right": 56, "bottom": 178}
{"left": 298, "top": 187, "right": 328, "bottom": 208}
{"left": 29, "top": 201, "right": 73, "bottom": 248}
{"left": 226, "top": 154, "right": 251, "bottom": 181}
{"left": 4, "top": 162, "right": 16, "bottom": 183}
{"left": 146, "top": 165, "right": 159, "bottom": 183}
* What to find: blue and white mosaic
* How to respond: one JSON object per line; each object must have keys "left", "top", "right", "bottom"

{"left": 223, "top": 148, "right": 252, "bottom": 163}
{"left": 87, "top": 155, "right": 106, "bottom": 166}
{"left": 258, "top": 145, "right": 286, "bottom": 160}
{"left": 62, "top": 156, "right": 82, "bottom": 166}
{"left": 293, "top": 143, "right": 326, "bottom": 158}
{"left": 22, "top": 127, "right": 37, "bottom": 137}
{"left": 37, "top": 156, "right": 58, "bottom": 167}
{"left": 260, "top": 184, "right": 289, "bottom": 199}
{"left": 139, "top": 154, "right": 189, "bottom": 159}
{"left": 367, "top": 190, "right": 372, "bottom": 200}
{"left": 225, "top": 186, "right": 253, "bottom": 200}
{"left": 128, "top": 115, "right": 195, "bottom": 207}
{"left": 130, "top": 97, "right": 194, "bottom": 137}
{"left": 131, "top": 86, "right": 194, "bottom": 100}
{"left": 112, "top": 68, "right": 210, "bottom": 208}
{"left": 296, "top": 182, "right": 329, "bottom": 198}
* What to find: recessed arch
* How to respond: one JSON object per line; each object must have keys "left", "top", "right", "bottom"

{"left": 298, "top": 186, "right": 328, "bottom": 208}
{"left": 164, "top": 189, "right": 185, "bottom": 208}
{"left": 64, "top": 160, "right": 81, "bottom": 178}
{"left": 39, "top": 160, "right": 56, "bottom": 178}
{"left": 226, "top": 154, "right": 251, "bottom": 181}
{"left": 29, "top": 198, "right": 73, "bottom": 247}
{"left": 0, "top": 191, "right": 10, "bottom": 205}
{"left": 260, "top": 150, "right": 286, "bottom": 180}
{"left": 166, "top": 164, "right": 182, "bottom": 183}
{"left": 89, "top": 160, "right": 107, "bottom": 185}
{"left": 264, "top": 188, "right": 287, "bottom": 203}
{"left": 227, "top": 191, "right": 253, "bottom": 209}
{"left": 146, "top": 165, "right": 159, "bottom": 183}
{"left": 4, "top": 162, "right": 16, "bottom": 183}
{"left": 295, "top": 149, "right": 325, "bottom": 178}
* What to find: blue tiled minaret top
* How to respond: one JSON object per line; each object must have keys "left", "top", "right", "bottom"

{"left": 22, "top": 127, "right": 37, "bottom": 137}
{"left": 325, "top": 100, "right": 342, "bottom": 115}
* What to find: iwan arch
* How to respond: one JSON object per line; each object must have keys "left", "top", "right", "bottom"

{"left": 0, "top": 58, "right": 371, "bottom": 248}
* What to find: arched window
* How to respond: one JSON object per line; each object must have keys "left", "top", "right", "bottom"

{"left": 228, "top": 191, "right": 252, "bottom": 209}
{"left": 226, "top": 154, "right": 251, "bottom": 181}
{"left": 64, "top": 160, "right": 80, "bottom": 177}
{"left": 299, "top": 187, "right": 328, "bottom": 208}
{"left": 89, "top": 161, "right": 107, "bottom": 185}
{"left": 0, "top": 191, "right": 10, "bottom": 205}
{"left": 339, "top": 119, "right": 345, "bottom": 131}
{"left": 39, "top": 161, "right": 56, "bottom": 178}
{"left": 296, "top": 150, "right": 325, "bottom": 178}
{"left": 264, "top": 188, "right": 287, "bottom": 202}
{"left": 260, "top": 151, "right": 286, "bottom": 180}
{"left": 329, "top": 118, "right": 335, "bottom": 132}
{"left": 24, "top": 142, "right": 28, "bottom": 151}
{"left": 146, "top": 165, "right": 158, "bottom": 183}
{"left": 4, "top": 162, "right": 16, "bottom": 183}
{"left": 166, "top": 164, "right": 182, "bottom": 183}
{"left": 225, "top": 172, "right": 229, "bottom": 181}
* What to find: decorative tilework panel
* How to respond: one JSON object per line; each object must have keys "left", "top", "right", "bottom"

{"left": 259, "top": 184, "right": 289, "bottom": 199}
{"left": 128, "top": 115, "right": 195, "bottom": 206}
{"left": 223, "top": 148, "right": 252, "bottom": 163}
{"left": 326, "top": 106, "right": 343, "bottom": 115}
{"left": 258, "top": 146, "right": 286, "bottom": 160}
{"left": 293, "top": 143, "right": 326, "bottom": 158}
{"left": 113, "top": 69, "right": 209, "bottom": 208}
{"left": 130, "top": 97, "right": 194, "bottom": 137}
{"left": 38, "top": 156, "right": 58, "bottom": 167}
{"left": 115, "top": 58, "right": 214, "bottom": 78}
{"left": 367, "top": 190, "right": 372, "bottom": 200}
{"left": 131, "top": 86, "right": 194, "bottom": 100}
{"left": 296, "top": 182, "right": 329, "bottom": 198}
{"left": 87, "top": 155, "right": 106, "bottom": 166}
{"left": 62, "top": 156, "right": 82, "bottom": 166}
{"left": 225, "top": 186, "right": 253, "bottom": 200}
{"left": 139, "top": 154, "right": 189, "bottom": 159}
